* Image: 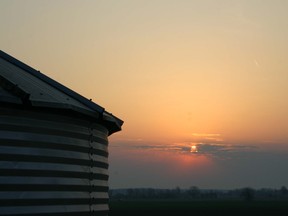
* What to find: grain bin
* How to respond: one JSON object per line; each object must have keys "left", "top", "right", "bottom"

{"left": 0, "top": 50, "right": 123, "bottom": 216}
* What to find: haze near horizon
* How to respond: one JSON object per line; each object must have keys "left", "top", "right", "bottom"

{"left": 1, "top": 0, "right": 288, "bottom": 189}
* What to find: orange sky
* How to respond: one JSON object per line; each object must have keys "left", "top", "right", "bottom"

{"left": 1, "top": 0, "right": 288, "bottom": 189}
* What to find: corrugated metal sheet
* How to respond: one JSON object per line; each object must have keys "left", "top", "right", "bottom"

{"left": 0, "top": 108, "right": 110, "bottom": 216}
{"left": 0, "top": 85, "right": 22, "bottom": 104}
{"left": 0, "top": 50, "right": 123, "bottom": 216}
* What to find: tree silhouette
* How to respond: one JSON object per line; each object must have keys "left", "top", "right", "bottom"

{"left": 241, "top": 187, "right": 255, "bottom": 201}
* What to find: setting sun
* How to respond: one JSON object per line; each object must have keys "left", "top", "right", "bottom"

{"left": 190, "top": 145, "right": 198, "bottom": 153}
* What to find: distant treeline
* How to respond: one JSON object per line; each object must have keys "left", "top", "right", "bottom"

{"left": 110, "top": 186, "right": 288, "bottom": 201}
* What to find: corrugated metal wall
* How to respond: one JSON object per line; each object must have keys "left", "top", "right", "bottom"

{"left": 0, "top": 107, "right": 110, "bottom": 216}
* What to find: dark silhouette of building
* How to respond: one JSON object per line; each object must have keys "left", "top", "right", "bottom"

{"left": 0, "top": 50, "right": 123, "bottom": 215}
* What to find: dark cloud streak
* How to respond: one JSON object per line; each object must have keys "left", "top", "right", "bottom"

{"left": 111, "top": 140, "right": 259, "bottom": 159}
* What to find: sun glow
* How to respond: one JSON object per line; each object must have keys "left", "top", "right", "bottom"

{"left": 190, "top": 145, "right": 198, "bottom": 153}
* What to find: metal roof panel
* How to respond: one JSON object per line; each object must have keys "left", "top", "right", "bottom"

{"left": 0, "top": 50, "right": 123, "bottom": 134}
{"left": 0, "top": 58, "right": 96, "bottom": 112}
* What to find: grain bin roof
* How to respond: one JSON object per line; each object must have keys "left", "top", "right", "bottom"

{"left": 0, "top": 50, "right": 123, "bottom": 135}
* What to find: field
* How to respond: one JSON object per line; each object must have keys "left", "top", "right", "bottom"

{"left": 109, "top": 200, "right": 288, "bottom": 216}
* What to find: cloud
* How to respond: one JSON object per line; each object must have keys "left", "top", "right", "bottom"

{"left": 195, "top": 143, "right": 259, "bottom": 159}
{"left": 110, "top": 137, "right": 259, "bottom": 160}
{"left": 191, "top": 133, "right": 224, "bottom": 142}
{"left": 109, "top": 142, "right": 288, "bottom": 189}
{"left": 109, "top": 137, "right": 288, "bottom": 189}
{"left": 192, "top": 133, "right": 221, "bottom": 137}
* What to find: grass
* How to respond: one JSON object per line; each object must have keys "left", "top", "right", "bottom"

{"left": 109, "top": 200, "right": 288, "bottom": 216}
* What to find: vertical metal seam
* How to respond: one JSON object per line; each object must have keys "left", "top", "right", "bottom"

{"left": 0, "top": 110, "right": 111, "bottom": 215}
{"left": 88, "top": 123, "right": 93, "bottom": 215}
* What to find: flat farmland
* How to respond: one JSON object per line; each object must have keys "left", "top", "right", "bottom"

{"left": 109, "top": 200, "right": 288, "bottom": 216}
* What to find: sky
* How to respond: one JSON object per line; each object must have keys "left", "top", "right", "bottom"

{"left": 1, "top": 0, "right": 288, "bottom": 189}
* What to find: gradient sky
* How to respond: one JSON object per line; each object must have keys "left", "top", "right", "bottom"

{"left": 1, "top": 0, "right": 288, "bottom": 189}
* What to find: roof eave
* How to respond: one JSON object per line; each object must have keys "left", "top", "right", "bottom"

{"left": 0, "top": 50, "right": 105, "bottom": 113}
